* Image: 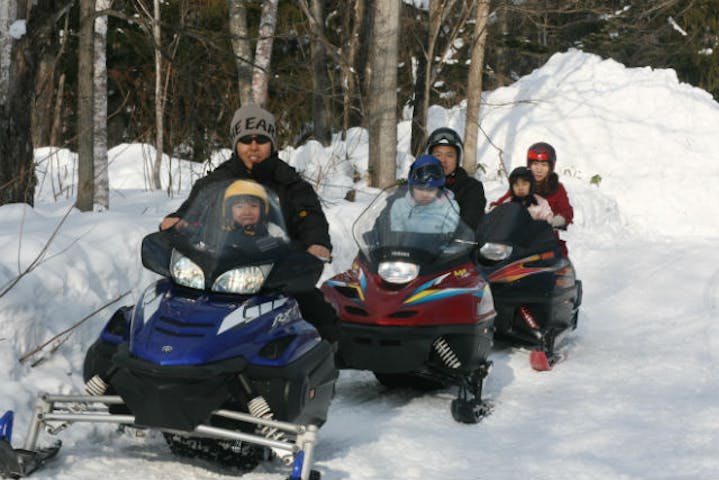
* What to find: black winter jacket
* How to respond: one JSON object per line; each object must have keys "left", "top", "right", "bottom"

{"left": 170, "top": 152, "right": 332, "bottom": 251}
{"left": 444, "top": 166, "right": 486, "bottom": 231}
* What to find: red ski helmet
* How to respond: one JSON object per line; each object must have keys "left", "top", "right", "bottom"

{"left": 526, "top": 142, "right": 556, "bottom": 171}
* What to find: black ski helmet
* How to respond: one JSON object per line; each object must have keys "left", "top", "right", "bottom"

{"left": 426, "top": 127, "right": 463, "bottom": 167}
{"left": 526, "top": 142, "right": 556, "bottom": 171}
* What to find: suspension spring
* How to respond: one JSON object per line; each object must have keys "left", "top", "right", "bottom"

{"left": 433, "top": 337, "right": 462, "bottom": 369}
{"left": 84, "top": 375, "right": 109, "bottom": 396}
{"left": 247, "top": 396, "right": 293, "bottom": 465}
{"left": 247, "top": 396, "right": 287, "bottom": 442}
{"left": 518, "top": 306, "right": 543, "bottom": 339}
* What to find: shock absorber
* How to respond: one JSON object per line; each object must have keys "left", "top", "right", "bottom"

{"left": 84, "top": 375, "right": 108, "bottom": 396}
{"left": 247, "top": 395, "right": 293, "bottom": 465}
{"left": 433, "top": 337, "right": 462, "bottom": 369}
{"left": 518, "top": 306, "right": 543, "bottom": 339}
{"left": 236, "top": 374, "right": 293, "bottom": 465}
{"left": 84, "top": 366, "right": 118, "bottom": 396}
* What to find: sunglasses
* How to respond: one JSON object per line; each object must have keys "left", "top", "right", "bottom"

{"left": 238, "top": 135, "right": 271, "bottom": 145}
{"left": 410, "top": 163, "right": 444, "bottom": 184}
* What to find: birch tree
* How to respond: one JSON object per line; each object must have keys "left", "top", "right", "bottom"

{"left": 94, "top": 0, "right": 111, "bottom": 208}
{"left": 251, "top": 0, "right": 278, "bottom": 106}
{"left": 152, "top": 0, "right": 162, "bottom": 190}
{"left": 367, "top": 0, "right": 399, "bottom": 188}
{"left": 462, "top": 0, "right": 490, "bottom": 175}
{"left": 229, "top": 0, "right": 253, "bottom": 104}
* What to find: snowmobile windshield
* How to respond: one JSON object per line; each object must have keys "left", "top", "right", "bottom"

{"left": 477, "top": 202, "right": 558, "bottom": 249}
{"left": 142, "top": 179, "right": 299, "bottom": 293}
{"left": 353, "top": 184, "right": 476, "bottom": 268}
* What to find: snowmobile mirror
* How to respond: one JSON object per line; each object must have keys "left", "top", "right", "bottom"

{"left": 141, "top": 231, "right": 172, "bottom": 278}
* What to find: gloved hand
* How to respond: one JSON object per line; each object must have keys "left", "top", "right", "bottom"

{"left": 549, "top": 214, "right": 566, "bottom": 228}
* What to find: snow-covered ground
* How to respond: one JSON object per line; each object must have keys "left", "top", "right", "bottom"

{"left": 1, "top": 49, "right": 718, "bottom": 479}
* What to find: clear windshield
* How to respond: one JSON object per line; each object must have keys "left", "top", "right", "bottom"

{"left": 352, "top": 184, "right": 476, "bottom": 266}
{"left": 169, "top": 179, "right": 290, "bottom": 269}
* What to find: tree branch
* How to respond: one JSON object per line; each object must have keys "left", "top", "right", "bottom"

{"left": 18, "top": 289, "right": 132, "bottom": 365}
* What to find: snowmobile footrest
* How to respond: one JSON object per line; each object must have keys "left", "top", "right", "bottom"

{"left": 0, "top": 439, "right": 61, "bottom": 478}
{"left": 530, "top": 349, "right": 565, "bottom": 371}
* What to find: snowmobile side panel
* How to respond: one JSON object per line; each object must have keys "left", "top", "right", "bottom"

{"left": 338, "top": 322, "right": 493, "bottom": 374}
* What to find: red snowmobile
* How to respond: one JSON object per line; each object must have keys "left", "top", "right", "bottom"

{"left": 321, "top": 185, "right": 496, "bottom": 423}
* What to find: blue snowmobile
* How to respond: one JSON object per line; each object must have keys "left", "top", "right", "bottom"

{"left": 0, "top": 180, "right": 337, "bottom": 480}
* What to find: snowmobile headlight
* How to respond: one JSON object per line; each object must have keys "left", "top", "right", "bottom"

{"left": 477, "top": 283, "right": 495, "bottom": 317}
{"left": 212, "top": 264, "right": 272, "bottom": 294}
{"left": 378, "top": 261, "right": 419, "bottom": 284}
{"left": 170, "top": 249, "right": 205, "bottom": 289}
{"left": 479, "top": 242, "right": 513, "bottom": 261}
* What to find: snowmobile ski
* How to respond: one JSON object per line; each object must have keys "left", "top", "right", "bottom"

{"left": 0, "top": 414, "right": 61, "bottom": 480}
{"left": 529, "top": 348, "right": 567, "bottom": 371}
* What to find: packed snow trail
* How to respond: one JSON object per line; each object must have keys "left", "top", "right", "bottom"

{"left": 12, "top": 235, "right": 718, "bottom": 480}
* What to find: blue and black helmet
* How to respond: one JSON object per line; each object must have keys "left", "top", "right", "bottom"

{"left": 408, "top": 154, "right": 445, "bottom": 189}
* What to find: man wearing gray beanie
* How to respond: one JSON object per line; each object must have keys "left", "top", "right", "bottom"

{"left": 160, "top": 104, "right": 340, "bottom": 342}
{"left": 230, "top": 103, "right": 277, "bottom": 153}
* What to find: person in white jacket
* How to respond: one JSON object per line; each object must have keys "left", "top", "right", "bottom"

{"left": 390, "top": 154, "right": 460, "bottom": 234}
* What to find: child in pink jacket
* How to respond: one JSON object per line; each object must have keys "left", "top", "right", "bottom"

{"left": 491, "top": 167, "right": 553, "bottom": 221}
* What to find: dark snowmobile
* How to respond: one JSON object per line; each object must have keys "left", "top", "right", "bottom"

{"left": 0, "top": 180, "right": 337, "bottom": 480}
{"left": 321, "top": 185, "right": 495, "bottom": 423}
{"left": 476, "top": 202, "right": 582, "bottom": 370}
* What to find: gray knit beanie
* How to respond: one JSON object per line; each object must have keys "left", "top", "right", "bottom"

{"left": 230, "top": 104, "right": 277, "bottom": 151}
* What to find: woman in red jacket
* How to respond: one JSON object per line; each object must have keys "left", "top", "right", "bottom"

{"left": 491, "top": 142, "right": 574, "bottom": 256}
{"left": 527, "top": 142, "right": 573, "bottom": 256}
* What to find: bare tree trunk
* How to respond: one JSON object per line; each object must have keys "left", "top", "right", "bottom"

{"left": 410, "top": 33, "right": 428, "bottom": 157}
{"left": 94, "top": 0, "right": 110, "bottom": 208}
{"left": 76, "top": 0, "right": 95, "bottom": 211}
{"left": 50, "top": 72, "right": 65, "bottom": 146}
{"left": 229, "top": 0, "right": 253, "bottom": 104}
{"left": 32, "top": 11, "right": 69, "bottom": 149}
{"left": 414, "top": 0, "right": 444, "bottom": 155}
{"left": 342, "top": 0, "right": 364, "bottom": 137}
{"left": 32, "top": 52, "right": 55, "bottom": 147}
{"left": 251, "top": 0, "right": 278, "bottom": 107}
{"left": 368, "top": 0, "right": 399, "bottom": 188}
{"left": 309, "top": 0, "right": 331, "bottom": 144}
{"left": 0, "top": 1, "right": 15, "bottom": 102}
{"left": 151, "top": 0, "right": 162, "bottom": 190}
{"left": 0, "top": 0, "right": 36, "bottom": 205}
{"left": 463, "top": 0, "right": 490, "bottom": 175}
{"left": 495, "top": 0, "right": 509, "bottom": 86}
{"left": 49, "top": 12, "right": 69, "bottom": 147}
